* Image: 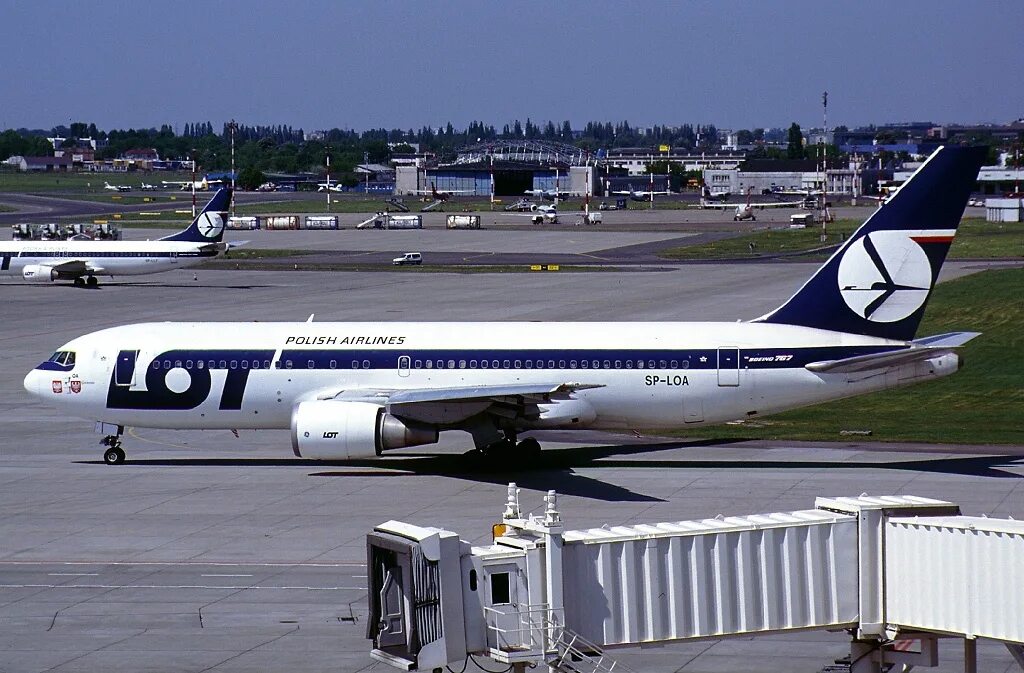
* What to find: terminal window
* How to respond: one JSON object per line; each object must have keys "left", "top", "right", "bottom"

{"left": 490, "top": 572, "right": 511, "bottom": 605}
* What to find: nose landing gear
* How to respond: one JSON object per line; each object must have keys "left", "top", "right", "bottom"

{"left": 100, "top": 432, "right": 125, "bottom": 465}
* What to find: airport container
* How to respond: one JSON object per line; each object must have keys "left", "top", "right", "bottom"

{"left": 561, "top": 509, "right": 859, "bottom": 646}
{"left": 227, "top": 216, "right": 260, "bottom": 230}
{"left": 386, "top": 215, "right": 422, "bottom": 229}
{"left": 985, "top": 197, "right": 1022, "bottom": 222}
{"left": 264, "top": 215, "right": 300, "bottom": 230}
{"left": 11, "top": 223, "right": 33, "bottom": 240}
{"left": 446, "top": 215, "right": 481, "bottom": 229}
{"left": 303, "top": 215, "right": 339, "bottom": 230}
{"left": 885, "top": 515, "right": 1024, "bottom": 643}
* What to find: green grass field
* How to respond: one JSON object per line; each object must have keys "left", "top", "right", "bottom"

{"left": 659, "top": 218, "right": 1023, "bottom": 260}
{"left": 0, "top": 170, "right": 195, "bottom": 192}
{"left": 667, "top": 267, "right": 1024, "bottom": 445}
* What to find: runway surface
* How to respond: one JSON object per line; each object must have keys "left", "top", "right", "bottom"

{"left": 2, "top": 264, "right": 1022, "bottom": 672}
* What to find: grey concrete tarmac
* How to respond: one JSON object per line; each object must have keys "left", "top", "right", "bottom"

{"left": 1, "top": 266, "right": 1021, "bottom": 673}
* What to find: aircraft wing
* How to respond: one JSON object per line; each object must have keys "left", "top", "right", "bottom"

{"left": 691, "top": 202, "right": 735, "bottom": 210}
{"left": 805, "top": 332, "right": 981, "bottom": 374}
{"left": 45, "top": 260, "right": 92, "bottom": 278}
{"left": 324, "top": 382, "right": 603, "bottom": 424}
{"left": 752, "top": 200, "right": 806, "bottom": 209}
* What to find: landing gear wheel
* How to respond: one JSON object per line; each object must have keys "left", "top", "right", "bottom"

{"left": 103, "top": 446, "right": 125, "bottom": 465}
{"left": 73, "top": 277, "right": 86, "bottom": 287}
{"left": 517, "top": 437, "right": 542, "bottom": 456}
{"left": 86, "top": 276, "right": 98, "bottom": 287}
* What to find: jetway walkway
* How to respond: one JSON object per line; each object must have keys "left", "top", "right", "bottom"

{"left": 366, "top": 487, "right": 1024, "bottom": 672}
{"left": 384, "top": 197, "right": 410, "bottom": 212}
{"left": 420, "top": 199, "right": 445, "bottom": 212}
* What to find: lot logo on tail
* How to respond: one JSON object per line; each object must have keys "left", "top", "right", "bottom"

{"left": 837, "top": 230, "right": 935, "bottom": 323}
{"left": 197, "top": 212, "right": 224, "bottom": 239}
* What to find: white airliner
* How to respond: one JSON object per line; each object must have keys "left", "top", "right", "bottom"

{"left": 162, "top": 178, "right": 224, "bottom": 191}
{"left": 696, "top": 186, "right": 805, "bottom": 220}
{"left": 104, "top": 181, "right": 132, "bottom": 192}
{"left": 139, "top": 182, "right": 159, "bottom": 191}
{"left": 1, "top": 189, "right": 231, "bottom": 287}
{"left": 524, "top": 187, "right": 571, "bottom": 201}
{"left": 24, "top": 147, "right": 985, "bottom": 465}
{"left": 612, "top": 185, "right": 671, "bottom": 202}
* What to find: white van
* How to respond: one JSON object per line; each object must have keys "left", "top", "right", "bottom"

{"left": 392, "top": 252, "right": 422, "bottom": 266}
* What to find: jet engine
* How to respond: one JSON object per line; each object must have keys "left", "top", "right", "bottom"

{"left": 22, "top": 265, "right": 59, "bottom": 282}
{"left": 290, "top": 400, "right": 438, "bottom": 460}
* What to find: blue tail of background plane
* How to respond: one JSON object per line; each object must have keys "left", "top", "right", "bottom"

{"left": 756, "top": 145, "right": 986, "bottom": 341}
{"left": 159, "top": 188, "right": 231, "bottom": 243}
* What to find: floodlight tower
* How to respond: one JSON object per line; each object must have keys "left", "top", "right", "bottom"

{"left": 227, "top": 120, "right": 238, "bottom": 218}
{"left": 820, "top": 91, "right": 828, "bottom": 241}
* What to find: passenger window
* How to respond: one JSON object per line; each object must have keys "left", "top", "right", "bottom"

{"left": 659, "top": 360, "right": 667, "bottom": 369}
{"left": 492, "top": 360, "right": 499, "bottom": 368}
{"left": 197, "top": 360, "right": 205, "bottom": 369}
{"left": 490, "top": 572, "right": 511, "bottom": 605}
{"left": 352, "top": 360, "right": 359, "bottom": 369}
{"left": 681, "top": 360, "right": 689, "bottom": 369}
{"left": 186, "top": 360, "right": 194, "bottom": 369}
{"left": 414, "top": 360, "right": 422, "bottom": 368}
{"left": 163, "top": 360, "right": 172, "bottom": 369}
{"left": 175, "top": 360, "right": 182, "bottom": 368}
{"left": 251, "top": 360, "right": 259, "bottom": 369}
{"left": 285, "top": 360, "right": 293, "bottom": 369}
{"left": 603, "top": 360, "right": 610, "bottom": 369}
{"left": 524, "top": 360, "right": 532, "bottom": 369}
{"left": 263, "top": 360, "right": 271, "bottom": 369}
{"left": 470, "top": 360, "right": 477, "bottom": 368}
{"left": 425, "top": 360, "right": 433, "bottom": 369}
{"left": 307, "top": 360, "right": 314, "bottom": 369}
{"left": 481, "top": 360, "right": 488, "bottom": 369}
{"left": 570, "top": 360, "right": 577, "bottom": 368}
{"left": 329, "top": 360, "right": 337, "bottom": 369}
{"left": 548, "top": 360, "right": 555, "bottom": 368}
{"left": 241, "top": 360, "right": 248, "bottom": 369}
{"left": 514, "top": 360, "right": 522, "bottom": 368}
{"left": 502, "top": 359, "right": 510, "bottom": 368}
{"left": 581, "top": 360, "right": 588, "bottom": 369}
{"left": 219, "top": 360, "right": 227, "bottom": 369}
{"left": 152, "top": 361, "right": 160, "bottom": 370}
{"left": 231, "top": 360, "right": 238, "bottom": 370}
{"left": 362, "top": 359, "right": 370, "bottom": 369}
{"left": 670, "top": 360, "right": 678, "bottom": 368}
{"left": 459, "top": 360, "right": 466, "bottom": 369}
{"left": 626, "top": 360, "right": 633, "bottom": 369}
{"left": 614, "top": 360, "right": 621, "bottom": 369}
{"left": 447, "top": 360, "right": 455, "bottom": 369}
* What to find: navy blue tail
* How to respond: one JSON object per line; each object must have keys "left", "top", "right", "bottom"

{"left": 159, "top": 188, "right": 231, "bottom": 243}
{"left": 756, "top": 146, "right": 985, "bottom": 341}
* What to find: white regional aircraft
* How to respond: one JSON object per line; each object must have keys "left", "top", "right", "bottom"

{"left": 1, "top": 189, "right": 231, "bottom": 287}
{"left": 24, "top": 147, "right": 985, "bottom": 465}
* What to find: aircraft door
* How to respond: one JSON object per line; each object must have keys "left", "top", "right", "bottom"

{"left": 376, "top": 563, "right": 406, "bottom": 648}
{"left": 717, "top": 348, "right": 740, "bottom": 387}
{"left": 484, "top": 563, "right": 521, "bottom": 651}
{"left": 397, "top": 355, "right": 410, "bottom": 377}
{"left": 114, "top": 350, "right": 138, "bottom": 387}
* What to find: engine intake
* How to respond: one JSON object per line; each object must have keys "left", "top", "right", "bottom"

{"left": 290, "top": 400, "right": 438, "bottom": 460}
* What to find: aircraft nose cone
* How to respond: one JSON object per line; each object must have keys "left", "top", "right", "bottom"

{"left": 23, "top": 370, "right": 39, "bottom": 397}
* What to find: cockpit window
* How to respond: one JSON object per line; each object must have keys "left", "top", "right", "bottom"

{"left": 48, "top": 351, "right": 76, "bottom": 367}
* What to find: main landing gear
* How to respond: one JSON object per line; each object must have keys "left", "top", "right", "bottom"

{"left": 479, "top": 431, "right": 542, "bottom": 459}
{"left": 101, "top": 432, "right": 125, "bottom": 465}
{"left": 73, "top": 276, "right": 99, "bottom": 288}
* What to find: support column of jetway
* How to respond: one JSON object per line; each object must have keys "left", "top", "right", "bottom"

{"left": 366, "top": 488, "right": 1024, "bottom": 673}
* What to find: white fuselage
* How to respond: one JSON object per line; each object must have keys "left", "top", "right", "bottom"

{"left": 0, "top": 240, "right": 220, "bottom": 278}
{"left": 25, "top": 321, "right": 958, "bottom": 432}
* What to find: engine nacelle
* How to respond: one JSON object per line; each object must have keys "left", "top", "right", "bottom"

{"left": 22, "top": 265, "right": 58, "bottom": 282}
{"left": 290, "top": 400, "right": 438, "bottom": 460}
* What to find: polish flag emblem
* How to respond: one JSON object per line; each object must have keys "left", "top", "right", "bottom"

{"left": 70, "top": 380, "right": 82, "bottom": 394}
{"left": 52, "top": 380, "right": 63, "bottom": 394}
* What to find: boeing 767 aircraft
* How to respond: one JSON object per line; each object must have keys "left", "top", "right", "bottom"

{"left": 24, "top": 147, "right": 984, "bottom": 464}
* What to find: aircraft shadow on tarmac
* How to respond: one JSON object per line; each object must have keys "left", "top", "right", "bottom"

{"left": 76, "top": 438, "right": 1024, "bottom": 503}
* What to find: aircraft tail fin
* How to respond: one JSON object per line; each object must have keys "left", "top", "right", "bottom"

{"left": 159, "top": 188, "right": 231, "bottom": 243}
{"left": 755, "top": 145, "right": 986, "bottom": 341}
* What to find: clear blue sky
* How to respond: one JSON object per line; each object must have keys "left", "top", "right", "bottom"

{"left": 3, "top": 0, "right": 1022, "bottom": 133}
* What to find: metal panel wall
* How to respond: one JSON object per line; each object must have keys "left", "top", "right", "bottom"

{"left": 885, "top": 516, "right": 1024, "bottom": 643}
{"left": 561, "top": 513, "right": 859, "bottom": 646}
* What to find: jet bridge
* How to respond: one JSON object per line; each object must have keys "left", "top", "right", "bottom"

{"left": 366, "top": 487, "right": 1024, "bottom": 673}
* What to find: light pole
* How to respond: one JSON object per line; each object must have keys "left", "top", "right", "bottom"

{"left": 228, "top": 120, "right": 237, "bottom": 218}
{"left": 326, "top": 152, "right": 331, "bottom": 213}
{"left": 190, "top": 148, "right": 197, "bottom": 218}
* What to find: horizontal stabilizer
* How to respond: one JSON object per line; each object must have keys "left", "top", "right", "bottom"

{"left": 910, "top": 331, "right": 982, "bottom": 348}
{"left": 805, "top": 332, "right": 980, "bottom": 374}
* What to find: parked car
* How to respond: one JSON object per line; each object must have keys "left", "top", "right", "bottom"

{"left": 392, "top": 252, "right": 422, "bottom": 266}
